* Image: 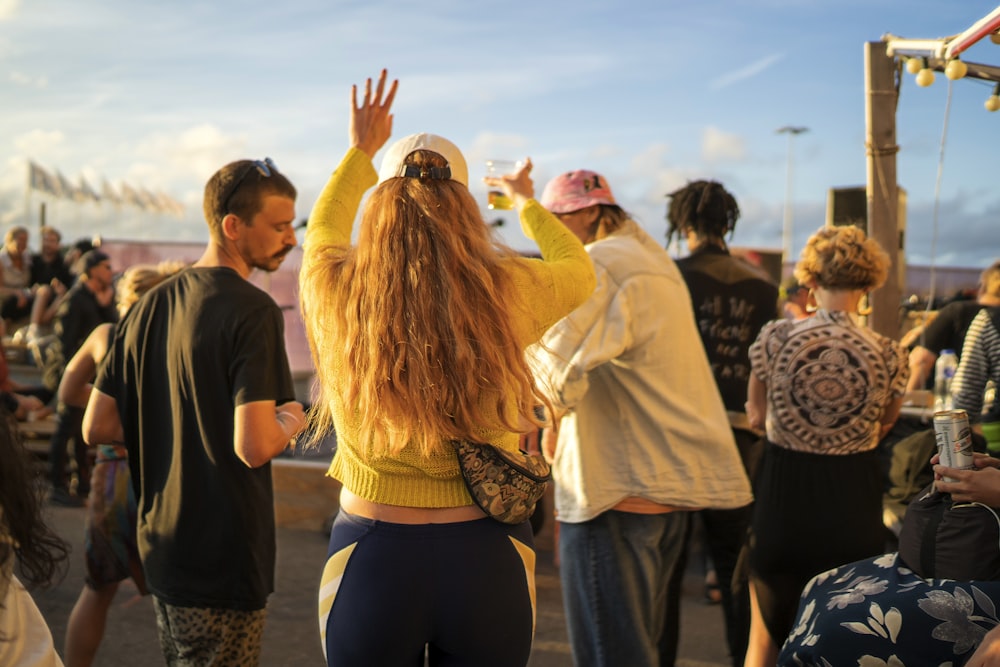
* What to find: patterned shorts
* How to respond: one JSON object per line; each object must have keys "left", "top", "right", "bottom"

{"left": 153, "top": 597, "right": 267, "bottom": 667}
{"left": 84, "top": 451, "right": 143, "bottom": 589}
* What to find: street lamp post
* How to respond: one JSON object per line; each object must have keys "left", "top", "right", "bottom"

{"left": 776, "top": 125, "right": 809, "bottom": 273}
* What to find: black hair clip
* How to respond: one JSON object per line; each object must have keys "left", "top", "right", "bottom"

{"left": 402, "top": 165, "right": 452, "bottom": 180}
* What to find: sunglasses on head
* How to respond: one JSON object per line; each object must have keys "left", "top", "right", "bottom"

{"left": 223, "top": 157, "right": 278, "bottom": 215}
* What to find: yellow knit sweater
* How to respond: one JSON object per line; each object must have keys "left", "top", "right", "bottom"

{"left": 304, "top": 147, "right": 595, "bottom": 508}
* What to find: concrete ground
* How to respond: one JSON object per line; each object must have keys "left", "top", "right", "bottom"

{"left": 31, "top": 500, "right": 734, "bottom": 667}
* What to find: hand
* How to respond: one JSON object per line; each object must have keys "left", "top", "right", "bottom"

{"left": 965, "top": 625, "right": 1000, "bottom": 666}
{"left": 934, "top": 464, "right": 1000, "bottom": 506}
{"left": 13, "top": 394, "right": 46, "bottom": 421}
{"left": 350, "top": 69, "right": 398, "bottom": 158}
{"left": 974, "top": 452, "right": 1000, "bottom": 470}
{"left": 276, "top": 401, "right": 306, "bottom": 445}
{"left": 483, "top": 158, "right": 534, "bottom": 208}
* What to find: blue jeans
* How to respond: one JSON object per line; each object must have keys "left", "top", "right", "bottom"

{"left": 559, "top": 510, "right": 690, "bottom": 667}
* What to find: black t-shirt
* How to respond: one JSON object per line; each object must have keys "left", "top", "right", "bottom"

{"left": 913, "top": 300, "right": 984, "bottom": 358}
{"left": 96, "top": 267, "right": 296, "bottom": 610}
{"left": 29, "top": 253, "right": 74, "bottom": 288}
{"left": 42, "top": 283, "right": 118, "bottom": 391}
{"left": 676, "top": 246, "right": 779, "bottom": 414}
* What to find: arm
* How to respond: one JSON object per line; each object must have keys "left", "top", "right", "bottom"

{"left": 905, "top": 345, "right": 936, "bottom": 393}
{"left": 303, "top": 70, "right": 397, "bottom": 267}
{"left": 233, "top": 399, "right": 306, "bottom": 468}
{"left": 878, "top": 338, "right": 909, "bottom": 437}
{"left": 527, "top": 265, "right": 629, "bottom": 413}
{"left": 82, "top": 388, "right": 123, "bottom": 446}
{"left": 2, "top": 392, "right": 45, "bottom": 420}
{"left": 746, "top": 374, "right": 767, "bottom": 432}
{"left": 879, "top": 394, "right": 904, "bottom": 439}
{"left": 486, "top": 159, "right": 596, "bottom": 337}
{"left": 58, "top": 323, "right": 111, "bottom": 409}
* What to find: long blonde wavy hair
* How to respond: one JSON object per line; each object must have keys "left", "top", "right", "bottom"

{"left": 300, "top": 149, "right": 543, "bottom": 457}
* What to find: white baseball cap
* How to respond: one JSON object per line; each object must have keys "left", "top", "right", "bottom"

{"left": 377, "top": 133, "right": 469, "bottom": 187}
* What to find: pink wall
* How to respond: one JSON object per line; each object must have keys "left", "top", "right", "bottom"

{"left": 99, "top": 241, "right": 313, "bottom": 378}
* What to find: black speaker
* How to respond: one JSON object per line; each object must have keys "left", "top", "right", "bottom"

{"left": 826, "top": 187, "right": 868, "bottom": 231}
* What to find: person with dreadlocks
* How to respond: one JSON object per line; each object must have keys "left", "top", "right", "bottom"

{"left": 663, "top": 179, "right": 777, "bottom": 667}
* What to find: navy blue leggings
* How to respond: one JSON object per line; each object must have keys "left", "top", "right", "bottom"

{"left": 319, "top": 510, "right": 536, "bottom": 667}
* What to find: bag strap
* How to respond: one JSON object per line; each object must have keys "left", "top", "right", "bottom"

{"left": 919, "top": 498, "right": 948, "bottom": 578}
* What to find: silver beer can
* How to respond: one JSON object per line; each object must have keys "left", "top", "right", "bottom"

{"left": 934, "top": 409, "right": 974, "bottom": 482}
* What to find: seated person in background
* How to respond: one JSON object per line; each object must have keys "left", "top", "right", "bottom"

{"left": 63, "top": 238, "right": 96, "bottom": 276}
{"left": 0, "top": 226, "right": 34, "bottom": 328}
{"left": 26, "top": 226, "right": 75, "bottom": 340}
{"left": 778, "top": 451, "right": 1000, "bottom": 666}
{"left": 906, "top": 260, "right": 1000, "bottom": 394}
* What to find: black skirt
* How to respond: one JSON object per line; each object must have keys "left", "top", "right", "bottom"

{"left": 748, "top": 442, "right": 886, "bottom": 644}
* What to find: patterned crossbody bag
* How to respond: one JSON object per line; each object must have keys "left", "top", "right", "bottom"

{"left": 452, "top": 439, "right": 552, "bottom": 525}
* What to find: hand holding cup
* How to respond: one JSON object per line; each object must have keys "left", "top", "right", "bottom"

{"left": 483, "top": 158, "right": 533, "bottom": 211}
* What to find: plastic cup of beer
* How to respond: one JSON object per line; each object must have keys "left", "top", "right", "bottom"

{"left": 486, "top": 160, "right": 523, "bottom": 211}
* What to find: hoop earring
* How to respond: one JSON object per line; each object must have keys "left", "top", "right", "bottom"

{"left": 805, "top": 289, "right": 818, "bottom": 313}
{"left": 857, "top": 294, "right": 872, "bottom": 317}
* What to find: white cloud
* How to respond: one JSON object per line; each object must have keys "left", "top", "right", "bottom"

{"left": 12, "top": 129, "right": 64, "bottom": 159}
{"left": 134, "top": 124, "right": 247, "bottom": 184}
{"left": 0, "top": 0, "right": 19, "bottom": 21}
{"left": 709, "top": 53, "right": 785, "bottom": 90}
{"left": 9, "top": 70, "right": 47, "bottom": 88}
{"left": 466, "top": 132, "right": 530, "bottom": 167}
{"left": 702, "top": 126, "right": 747, "bottom": 163}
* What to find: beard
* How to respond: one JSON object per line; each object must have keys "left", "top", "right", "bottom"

{"left": 251, "top": 245, "right": 293, "bottom": 272}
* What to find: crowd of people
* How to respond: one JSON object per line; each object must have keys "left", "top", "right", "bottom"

{"left": 4, "top": 67, "right": 1000, "bottom": 667}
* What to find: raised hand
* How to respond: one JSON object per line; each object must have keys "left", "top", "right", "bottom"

{"left": 350, "top": 69, "right": 398, "bottom": 158}
{"left": 483, "top": 158, "right": 534, "bottom": 208}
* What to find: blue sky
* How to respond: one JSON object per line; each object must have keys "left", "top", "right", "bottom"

{"left": 3, "top": 0, "right": 999, "bottom": 270}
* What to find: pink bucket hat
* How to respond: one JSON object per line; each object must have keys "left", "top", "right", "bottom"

{"left": 539, "top": 170, "right": 616, "bottom": 214}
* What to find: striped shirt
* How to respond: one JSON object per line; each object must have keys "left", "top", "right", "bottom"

{"left": 951, "top": 307, "right": 1000, "bottom": 420}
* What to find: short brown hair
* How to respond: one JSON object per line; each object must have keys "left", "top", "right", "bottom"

{"left": 202, "top": 159, "right": 296, "bottom": 239}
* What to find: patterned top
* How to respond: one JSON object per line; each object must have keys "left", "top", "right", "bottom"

{"left": 750, "top": 309, "right": 908, "bottom": 454}
{"left": 0, "top": 248, "right": 31, "bottom": 289}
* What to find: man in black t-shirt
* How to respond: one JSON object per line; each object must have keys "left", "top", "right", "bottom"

{"left": 45, "top": 249, "right": 117, "bottom": 506}
{"left": 27, "top": 225, "right": 75, "bottom": 335}
{"left": 85, "top": 159, "right": 306, "bottom": 666}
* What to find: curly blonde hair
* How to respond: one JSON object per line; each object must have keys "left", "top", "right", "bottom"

{"left": 299, "top": 149, "right": 544, "bottom": 457}
{"left": 794, "top": 225, "right": 890, "bottom": 292}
